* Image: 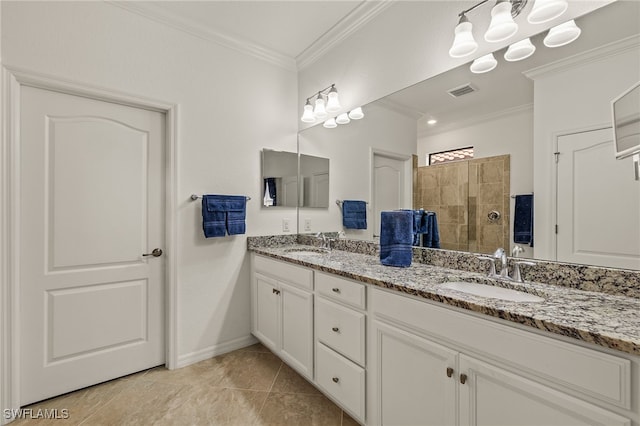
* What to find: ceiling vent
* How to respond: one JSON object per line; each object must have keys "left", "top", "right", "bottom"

{"left": 448, "top": 83, "right": 477, "bottom": 98}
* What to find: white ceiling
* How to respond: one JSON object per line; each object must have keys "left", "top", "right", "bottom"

{"left": 116, "top": 0, "right": 367, "bottom": 66}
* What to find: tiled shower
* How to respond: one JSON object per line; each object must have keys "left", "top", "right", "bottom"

{"left": 414, "top": 155, "right": 510, "bottom": 254}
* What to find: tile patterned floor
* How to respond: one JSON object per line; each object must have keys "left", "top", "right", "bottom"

{"left": 13, "top": 343, "right": 360, "bottom": 425}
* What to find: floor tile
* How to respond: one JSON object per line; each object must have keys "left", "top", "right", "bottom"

{"left": 257, "top": 392, "right": 342, "bottom": 426}
{"left": 270, "top": 363, "right": 321, "bottom": 395}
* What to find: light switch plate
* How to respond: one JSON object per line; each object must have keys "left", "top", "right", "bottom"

{"left": 304, "top": 218, "right": 312, "bottom": 231}
{"left": 282, "top": 218, "right": 291, "bottom": 233}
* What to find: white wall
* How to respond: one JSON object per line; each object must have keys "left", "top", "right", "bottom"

{"left": 298, "top": 1, "right": 610, "bottom": 132}
{"left": 531, "top": 37, "right": 640, "bottom": 261}
{"left": 1, "top": 1, "right": 297, "bottom": 368}
{"left": 298, "top": 102, "right": 417, "bottom": 239}
{"left": 417, "top": 106, "right": 534, "bottom": 257}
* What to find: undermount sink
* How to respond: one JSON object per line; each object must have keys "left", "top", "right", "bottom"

{"left": 439, "top": 281, "right": 544, "bottom": 303}
{"left": 284, "top": 247, "right": 329, "bottom": 256}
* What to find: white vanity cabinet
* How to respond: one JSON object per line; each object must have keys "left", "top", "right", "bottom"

{"left": 252, "top": 255, "right": 314, "bottom": 379}
{"left": 369, "top": 288, "right": 636, "bottom": 426}
{"left": 314, "top": 272, "right": 367, "bottom": 423}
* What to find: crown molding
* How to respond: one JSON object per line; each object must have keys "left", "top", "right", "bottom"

{"left": 524, "top": 35, "right": 640, "bottom": 80}
{"left": 107, "top": 1, "right": 297, "bottom": 72}
{"left": 375, "top": 97, "right": 424, "bottom": 120}
{"left": 418, "top": 103, "right": 533, "bottom": 138}
{"left": 296, "top": 0, "right": 396, "bottom": 70}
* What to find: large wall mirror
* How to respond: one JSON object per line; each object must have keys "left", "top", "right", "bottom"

{"left": 297, "top": 1, "right": 640, "bottom": 270}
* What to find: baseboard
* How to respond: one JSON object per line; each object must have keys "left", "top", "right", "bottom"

{"left": 176, "top": 334, "right": 258, "bottom": 369}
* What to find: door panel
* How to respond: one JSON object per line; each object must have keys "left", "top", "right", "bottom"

{"left": 557, "top": 128, "right": 640, "bottom": 269}
{"left": 459, "top": 355, "right": 630, "bottom": 426}
{"left": 373, "top": 154, "right": 406, "bottom": 236}
{"left": 48, "top": 117, "right": 147, "bottom": 269}
{"left": 20, "top": 86, "right": 165, "bottom": 405}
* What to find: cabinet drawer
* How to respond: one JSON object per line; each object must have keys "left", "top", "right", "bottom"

{"left": 316, "top": 298, "right": 365, "bottom": 366}
{"left": 372, "top": 289, "right": 632, "bottom": 409}
{"left": 254, "top": 255, "right": 313, "bottom": 290}
{"left": 316, "top": 343, "right": 365, "bottom": 422}
{"left": 315, "top": 272, "right": 365, "bottom": 310}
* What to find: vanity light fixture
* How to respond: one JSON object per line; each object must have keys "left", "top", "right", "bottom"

{"left": 427, "top": 118, "right": 438, "bottom": 125}
{"left": 300, "top": 84, "right": 341, "bottom": 123}
{"left": 485, "top": 0, "right": 519, "bottom": 42}
{"left": 543, "top": 19, "right": 581, "bottom": 47}
{"left": 504, "top": 37, "right": 536, "bottom": 61}
{"left": 527, "top": 0, "right": 568, "bottom": 24}
{"left": 336, "top": 112, "right": 351, "bottom": 125}
{"left": 348, "top": 107, "right": 364, "bottom": 120}
{"left": 323, "top": 117, "right": 337, "bottom": 129}
{"left": 449, "top": 14, "right": 479, "bottom": 58}
{"left": 470, "top": 53, "right": 498, "bottom": 73}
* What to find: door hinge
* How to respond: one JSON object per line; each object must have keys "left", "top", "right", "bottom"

{"left": 554, "top": 152, "right": 560, "bottom": 163}
{"left": 555, "top": 224, "right": 558, "bottom": 234}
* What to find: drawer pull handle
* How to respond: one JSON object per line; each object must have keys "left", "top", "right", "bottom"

{"left": 332, "top": 377, "right": 340, "bottom": 383}
{"left": 332, "top": 287, "right": 340, "bottom": 293}
{"left": 272, "top": 289, "right": 280, "bottom": 295}
{"left": 331, "top": 327, "right": 339, "bottom": 332}
{"left": 446, "top": 367, "right": 454, "bottom": 378}
{"left": 460, "top": 374, "right": 467, "bottom": 385}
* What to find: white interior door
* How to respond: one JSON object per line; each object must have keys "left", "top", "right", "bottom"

{"left": 372, "top": 153, "right": 408, "bottom": 237}
{"left": 557, "top": 128, "right": 640, "bottom": 269}
{"left": 20, "top": 86, "right": 165, "bottom": 405}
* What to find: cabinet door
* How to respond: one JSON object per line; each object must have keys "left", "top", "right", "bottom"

{"left": 458, "top": 355, "right": 631, "bottom": 426}
{"left": 254, "top": 273, "right": 280, "bottom": 351}
{"left": 280, "top": 281, "right": 314, "bottom": 379}
{"left": 373, "top": 320, "right": 457, "bottom": 426}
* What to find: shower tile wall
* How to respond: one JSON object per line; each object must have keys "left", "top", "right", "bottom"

{"left": 468, "top": 155, "right": 510, "bottom": 254}
{"left": 415, "top": 161, "right": 469, "bottom": 251}
{"left": 415, "top": 154, "right": 510, "bottom": 254}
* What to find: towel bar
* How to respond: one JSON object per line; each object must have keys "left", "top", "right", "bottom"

{"left": 191, "top": 194, "right": 251, "bottom": 201}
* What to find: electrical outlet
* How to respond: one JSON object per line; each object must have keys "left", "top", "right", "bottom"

{"left": 304, "top": 218, "right": 312, "bottom": 232}
{"left": 282, "top": 218, "right": 291, "bottom": 233}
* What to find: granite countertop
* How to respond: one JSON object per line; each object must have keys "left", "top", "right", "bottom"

{"left": 250, "top": 244, "right": 640, "bottom": 356}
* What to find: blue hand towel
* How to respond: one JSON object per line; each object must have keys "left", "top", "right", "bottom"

{"left": 342, "top": 200, "right": 367, "bottom": 229}
{"left": 412, "top": 210, "right": 427, "bottom": 246}
{"left": 514, "top": 194, "right": 533, "bottom": 247}
{"left": 202, "top": 195, "right": 247, "bottom": 238}
{"left": 422, "top": 211, "right": 441, "bottom": 249}
{"left": 379, "top": 210, "right": 413, "bottom": 267}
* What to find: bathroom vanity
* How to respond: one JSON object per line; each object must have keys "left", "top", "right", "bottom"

{"left": 249, "top": 239, "right": 640, "bottom": 426}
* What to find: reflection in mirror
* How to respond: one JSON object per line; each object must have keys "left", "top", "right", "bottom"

{"left": 299, "top": 154, "right": 330, "bottom": 208}
{"left": 297, "top": 1, "right": 640, "bottom": 270}
{"left": 261, "top": 149, "right": 298, "bottom": 208}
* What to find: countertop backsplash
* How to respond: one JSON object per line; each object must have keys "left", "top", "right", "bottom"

{"left": 273, "top": 234, "right": 640, "bottom": 300}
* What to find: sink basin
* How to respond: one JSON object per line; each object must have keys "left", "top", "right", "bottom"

{"left": 439, "top": 281, "right": 544, "bottom": 303}
{"left": 284, "top": 247, "right": 329, "bottom": 256}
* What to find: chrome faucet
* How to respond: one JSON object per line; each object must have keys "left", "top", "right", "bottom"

{"left": 315, "top": 232, "right": 332, "bottom": 251}
{"left": 493, "top": 247, "right": 509, "bottom": 279}
{"left": 476, "top": 248, "right": 536, "bottom": 283}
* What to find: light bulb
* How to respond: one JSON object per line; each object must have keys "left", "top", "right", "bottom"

{"left": 504, "top": 38, "right": 536, "bottom": 61}
{"left": 323, "top": 118, "right": 337, "bottom": 129}
{"left": 336, "top": 113, "right": 350, "bottom": 125}
{"left": 314, "top": 95, "right": 327, "bottom": 119}
{"left": 527, "top": 0, "right": 568, "bottom": 24}
{"left": 449, "top": 15, "right": 478, "bottom": 58}
{"left": 326, "top": 85, "right": 341, "bottom": 113}
{"left": 470, "top": 53, "right": 498, "bottom": 73}
{"left": 300, "top": 100, "right": 315, "bottom": 123}
{"left": 544, "top": 20, "right": 581, "bottom": 47}
{"left": 348, "top": 107, "right": 364, "bottom": 120}
{"left": 485, "top": 0, "right": 518, "bottom": 43}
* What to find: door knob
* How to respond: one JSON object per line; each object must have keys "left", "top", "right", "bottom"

{"left": 142, "top": 248, "right": 163, "bottom": 257}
